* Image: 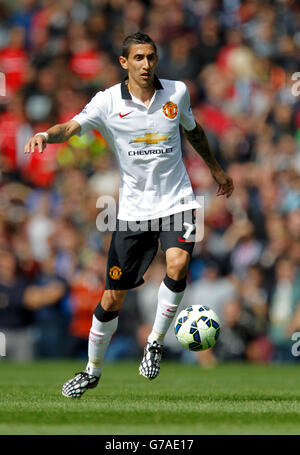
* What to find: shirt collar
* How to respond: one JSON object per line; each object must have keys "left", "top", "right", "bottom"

{"left": 121, "top": 75, "right": 164, "bottom": 100}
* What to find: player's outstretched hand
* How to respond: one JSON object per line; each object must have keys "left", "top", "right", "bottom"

{"left": 24, "top": 134, "right": 47, "bottom": 155}
{"left": 211, "top": 169, "right": 234, "bottom": 198}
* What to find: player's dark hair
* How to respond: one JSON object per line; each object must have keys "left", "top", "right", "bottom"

{"left": 122, "top": 32, "right": 157, "bottom": 58}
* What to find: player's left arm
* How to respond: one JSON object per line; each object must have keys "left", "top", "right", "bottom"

{"left": 183, "top": 122, "right": 234, "bottom": 198}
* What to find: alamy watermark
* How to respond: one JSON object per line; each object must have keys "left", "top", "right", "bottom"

{"left": 291, "top": 72, "right": 300, "bottom": 97}
{"left": 0, "top": 332, "right": 6, "bottom": 357}
{"left": 95, "top": 195, "right": 204, "bottom": 242}
{"left": 0, "top": 72, "right": 5, "bottom": 97}
{"left": 291, "top": 332, "right": 300, "bottom": 357}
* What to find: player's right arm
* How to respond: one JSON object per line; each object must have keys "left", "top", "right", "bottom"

{"left": 24, "top": 119, "right": 81, "bottom": 154}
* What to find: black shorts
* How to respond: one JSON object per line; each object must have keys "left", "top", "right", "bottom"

{"left": 105, "top": 209, "right": 196, "bottom": 290}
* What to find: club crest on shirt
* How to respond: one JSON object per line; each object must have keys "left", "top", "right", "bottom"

{"left": 163, "top": 101, "right": 178, "bottom": 119}
{"left": 109, "top": 266, "right": 122, "bottom": 280}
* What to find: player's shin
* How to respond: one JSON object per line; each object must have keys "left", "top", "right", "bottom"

{"left": 148, "top": 275, "right": 186, "bottom": 345}
{"left": 86, "top": 306, "right": 119, "bottom": 377}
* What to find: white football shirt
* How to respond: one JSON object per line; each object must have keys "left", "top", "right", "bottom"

{"left": 72, "top": 76, "right": 200, "bottom": 221}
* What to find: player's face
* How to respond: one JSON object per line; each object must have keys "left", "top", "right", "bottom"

{"left": 119, "top": 44, "right": 158, "bottom": 88}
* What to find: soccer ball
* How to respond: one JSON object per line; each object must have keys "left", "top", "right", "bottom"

{"left": 174, "top": 305, "right": 220, "bottom": 351}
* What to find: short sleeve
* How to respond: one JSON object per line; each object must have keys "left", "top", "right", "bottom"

{"left": 179, "top": 83, "right": 196, "bottom": 131}
{"left": 72, "top": 90, "right": 108, "bottom": 135}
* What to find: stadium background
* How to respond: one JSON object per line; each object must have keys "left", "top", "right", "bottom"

{"left": 0, "top": 0, "right": 300, "bottom": 367}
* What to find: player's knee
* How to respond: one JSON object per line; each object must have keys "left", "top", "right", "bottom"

{"left": 97, "top": 289, "right": 127, "bottom": 313}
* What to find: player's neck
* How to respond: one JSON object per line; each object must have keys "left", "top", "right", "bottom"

{"left": 127, "top": 76, "right": 155, "bottom": 107}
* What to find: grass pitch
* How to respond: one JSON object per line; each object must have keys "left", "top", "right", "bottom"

{"left": 0, "top": 360, "right": 300, "bottom": 435}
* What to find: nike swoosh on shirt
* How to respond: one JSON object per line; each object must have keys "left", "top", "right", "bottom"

{"left": 119, "top": 111, "right": 133, "bottom": 118}
{"left": 178, "top": 236, "right": 192, "bottom": 243}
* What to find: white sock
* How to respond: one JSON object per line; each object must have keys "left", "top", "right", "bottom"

{"left": 148, "top": 281, "right": 185, "bottom": 345}
{"left": 86, "top": 314, "right": 118, "bottom": 377}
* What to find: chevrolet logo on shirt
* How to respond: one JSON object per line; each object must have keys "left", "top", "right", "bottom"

{"left": 128, "top": 147, "right": 173, "bottom": 156}
{"left": 129, "top": 133, "right": 169, "bottom": 145}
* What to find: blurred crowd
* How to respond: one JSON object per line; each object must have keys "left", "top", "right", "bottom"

{"left": 0, "top": 0, "right": 300, "bottom": 365}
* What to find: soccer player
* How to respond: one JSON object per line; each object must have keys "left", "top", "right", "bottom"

{"left": 25, "top": 32, "right": 233, "bottom": 398}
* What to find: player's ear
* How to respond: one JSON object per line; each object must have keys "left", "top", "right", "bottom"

{"left": 119, "top": 56, "right": 128, "bottom": 70}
